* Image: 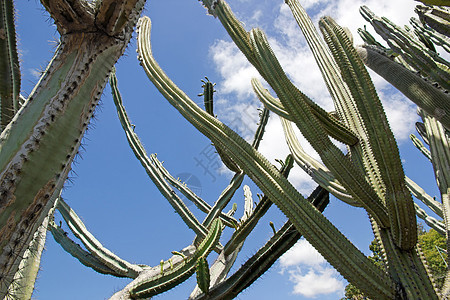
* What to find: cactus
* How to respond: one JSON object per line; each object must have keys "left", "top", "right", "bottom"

{"left": 0, "top": 1, "right": 145, "bottom": 297}
{"left": 5, "top": 0, "right": 450, "bottom": 299}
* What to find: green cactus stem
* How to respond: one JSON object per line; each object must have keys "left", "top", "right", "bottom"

{"left": 49, "top": 221, "right": 123, "bottom": 277}
{"left": 110, "top": 71, "right": 212, "bottom": 242}
{"left": 415, "top": 5, "right": 450, "bottom": 38}
{"left": 356, "top": 45, "right": 450, "bottom": 130}
{"left": 0, "top": 0, "right": 20, "bottom": 130}
{"left": 196, "top": 256, "right": 210, "bottom": 295}
{"left": 56, "top": 198, "right": 143, "bottom": 278}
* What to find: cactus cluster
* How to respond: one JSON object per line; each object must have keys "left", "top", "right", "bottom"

{"left": 0, "top": 0, "right": 449, "bottom": 299}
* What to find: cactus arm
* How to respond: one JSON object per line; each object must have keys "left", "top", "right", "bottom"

{"left": 193, "top": 187, "right": 329, "bottom": 300}
{"left": 0, "top": 0, "right": 20, "bottom": 129}
{"left": 56, "top": 198, "right": 144, "bottom": 278}
{"left": 251, "top": 78, "right": 292, "bottom": 120}
{"left": 196, "top": 256, "right": 210, "bottom": 295}
{"left": 410, "top": 17, "right": 450, "bottom": 53}
{"left": 415, "top": 5, "right": 450, "bottom": 38}
{"left": 137, "top": 15, "right": 395, "bottom": 298}
{"left": 200, "top": 77, "right": 241, "bottom": 173}
{"left": 406, "top": 176, "right": 443, "bottom": 218}
{"left": 251, "top": 78, "right": 358, "bottom": 145}
{"left": 109, "top": 71, "right": 211, "bottom": 241}
{"left": 414, "top": 203, "right": 445, "bottom": 236}
{"left": 319, "top": 16, "right": 417, "bottom": 249}
{"left": 360, "top": 6, "right": 450, "bottom": 90}
{"left": 128, "top": 219, "right": 223, "bottom": 299}
{"left": 150, "top": 154, "right": 238, "bottom": 228}
{"left": 280, "top": 117, "right": 358, "bottom": 206}
{"left": 95, "top": 0, "right": 142, "bottom": 35}
{"left": 49, "top": 221, "right": 126, "bottom": 277}
{"left": 198, "top": 173, "right": 243, "bottom": 234}
{"left": 411, "top": 133, "right": 433, "bottom": 160}
{"left": 419, "top": 109, "right": 450, "bottom": 293}
{"left": 356, "top": 45, "right": 450, "bottom": 130}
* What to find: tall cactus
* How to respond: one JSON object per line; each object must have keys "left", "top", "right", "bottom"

{"left": 0, "top": 0, "right": 145, "bottom": 297}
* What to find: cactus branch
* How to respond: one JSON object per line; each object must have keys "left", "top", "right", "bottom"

{"left": 57, "top": 198, "right": 143, "bottom": 278}
{"left": 0, "top": 0, "right": 20, "bottom": 130}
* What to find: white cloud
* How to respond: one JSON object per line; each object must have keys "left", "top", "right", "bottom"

{"left": 279, "top": 239, "right": 345, "bottom": 298}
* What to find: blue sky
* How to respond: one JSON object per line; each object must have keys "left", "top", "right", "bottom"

{"left": 16, "top": 0, "right": 441, "bottom": 299}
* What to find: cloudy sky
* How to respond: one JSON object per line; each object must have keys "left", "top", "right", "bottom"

{"left": 16, "top": 0, "right": 441, "bottom": 299}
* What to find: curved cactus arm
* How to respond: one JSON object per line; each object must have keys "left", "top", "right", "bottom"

{"left": 419, "top": 109, "right": 450, "bottom": 292}
{"left": 150, "top": 154, "right": 238, "bottom": 228}
{"left": 356, "top": 45, "right": 450, "bottom": 130}
{"left": 127, "top": 218, "right": 223, "bottom": 299}
{"left": 357, "top": 26, "right": 386, "bottom": 48}
{"left": 415, "top": 5, "right": 450, "bottom": 38}
{"left": 0, "top": 0, "right": 20, "bottom": 130}
{"left": 414, "top": 203, "right": 445, "bottom": 236}
{"left": 251, "top": 78, "right": 292, "bottom": 120}
{"left": 416, "top": 121, "right": 430, "bottom": 145}
{"left": 137, "top": 15, "right": 396, "bottom": 298}
{"left": 406, "top": 176, "right": 443, "bottom": 218}
{"left": 56, "top": 198, "right": 144, "bottom": 278}
{"left": 109, "top": 71, "right": 211, "bottom": 241}
{"left": 192, "top": 187, "right": 329, "bottom": 300}
{"left": 210, "top": 0, "right": 389, "bottom": 228}
{"left": 411, "top": 133, "right": 432, "bottom": 160}
{"left": 319, "top": 16, "right": 417, "bottom": 249}
{"left": 251, "top": 78, "right": 358, "bottom": 145}
{"left": 200, "top": 77, "right": 241, "bottom": 173}
{"left": 410, "top": 17, "right": 450, "bottom": 53}
{"left": 280, "top": 118, "right": 358, "bottom": 206}
{"left": 360, "top": 6, "right": 450, "bottom": 90}
{"left": 49, "top": 221, "right": 128, "bottom": 277}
